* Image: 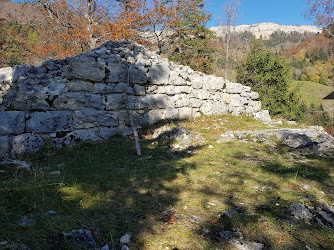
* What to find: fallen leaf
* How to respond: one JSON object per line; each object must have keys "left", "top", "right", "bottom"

{"left": 277, "top": 236, "right": 282, "bottom": 244}
{"left": 168, "top": 214, "right": 176, "bottom": 224}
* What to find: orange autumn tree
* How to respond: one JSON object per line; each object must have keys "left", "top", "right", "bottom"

{"left": 30, "top": 0, "right": 114, "bottom": 58}
{"left": 107, "top": 0, "right": 149, "bottom": 41}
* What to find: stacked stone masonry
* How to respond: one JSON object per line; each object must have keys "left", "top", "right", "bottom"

{"left": 0, "top": 40, "right": 271, "bottom": 159}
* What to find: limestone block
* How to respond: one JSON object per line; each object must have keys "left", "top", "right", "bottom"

{"left": 241, "top": 91, "right": 250, "bottom": 98}
{"left": 127, "top": 95, "right": 156, "bottom": 110}
{"left": 178, "top": 107, "right": 192, "bottom": 120}
{"left": 129, "top": 65, "right": 148, "bottom": 84}
{"left": 11, "top": 134, "right": 45, "bottom": 155}
{"left": 65, "top": 57, "right": 105, "bottom": 82}
{"left": 200, "top": 101, "right": 213, "bottom": 115}
{"left": 157, "top": 86, "right": 166, "bottom": 94}
{"left": 94, "top": 83, "right": 115, "bottom": 94}
{"left": 190, "top": 98, "right": 202, "bottom": 108}
{"left": 40, "top": 79, "right": 66, "bottom": 99}
{"left": 164, "top": 109, "right": 179, "bottom": 120}
{"left": 165, "top": 86, "right": 175, "bottom": 95}
{"left": 27, "top": 111, "right": 73, "bottom": 133}
{"left": 245, "top": 106, "right": 254, "bottom": 115}
{"left": 250, "top": 91, "right": 259, "bottom": 100}
{"left": 203, "top": 76, "right": 223, "bottom": 90}
{"left": 171, "top": 73, "right": 187, "bottom": 85}
{"left": 0, "top": 136, "right": 9, "bottom": 159}
{"left": 147, "top": 85, "right": 158, "bottom": 94}
{"left": 192, "top": 89, "right": 209, "bottom": 100}
{"left": 14, "top": 92, "right": 49, "bottom": 111}
{"left": 180, "top": 86, "right": 191, "bottom": 94}
{"left": 113, "top": 82, "right": 128, "bottom": 93}
{"left": 225, "top": 82, "right": 243, "bottom": 94}
{"left": 241, "top": 97, "right": 249, "bottom": 105}
{"left": 0, "top": 67, "right": 13, "bottom": 85}
{"left": 117, "top": 126, "right": 133, "bottom": 136}
{"left": 200, "top": 101, "right": 228, "bottom": 116}
{"left": 212, "top": 92, "right": 221, "bottom": 101}
{"left": 214, "top": 77, "right": 225, "bottom": 90}
{"left": 105, "top": 94, "right": 124, "bottom": 110}
{"left": 67, "top": 80, "right": 94, "bottom": 92}
{"left": 230, "top": 94, "right": 242, "bottom": 107}
{"left": 147, "top": 109, "right": 164, "bottom": 124}
{"left": 0, "top": 111, "right": 25, "bottom": 135}
{"left": 153, "top": 94, "right": 172, "bottom": 109}
{"left": 73, "top": 110, "right": 118, "bottom": 129}
{"left": 254, "top": 110, "right": 271, "bottom": 123}
{"left": 242, "top": 86, "right": 251, "bottom": 94}
{"left": 148, "top": 63, "right": 170, "bottom": 85}
{"left": 190, "top": 74, "right": 203, "bottom": 89}
{"left": 220, "top": 93, "right": 231, "bottom": 104}
{"left": 12, "top": 65, "right": 29, "bottom": 82}
{"left": 137, "top": 96, "right": 157, "bottom": 109}
{"left": 99, "top": 127, "right": 118, "bottom": 140}
{"left": 249, "top": 101, "right": 262, "bottom": 112}
{"left": 173, "top": 94, "right": 190, "bottom": 108}
{"left": 117, "top": 110, "right": 130, "bottom": 126}
{"left": 131, "top": 112, "right": 148, "bottom": 126}
{"left": 53, "top": 92, "right": 87, "bottom": 110}
{"left": 126, "top": 95, "right": 136, "bottom": 110}
{"left": 106, "top": 63, "right": 127, "bottom": 83}
{"left": 231, "top": 107, "right": 245, "bottom": 116}
{"left": 84, "top": 94, "right": 102, "bottom": 109}
{"left": 73, "top": 128, "right": 101, "bottom": 141}
{"left": 133, "top": 84, "right": 146, "bottom": 96}
{"left": 175, "top": 86, "right": 182, "bottom": 94}
{"left": 42, "top": 60, "right": 60, "bottom": 71}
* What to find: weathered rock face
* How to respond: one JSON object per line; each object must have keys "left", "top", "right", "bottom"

{"left": 217, "top": 128, "right": 334, "bottom": 153}
{"left": 0, "top": 40, "right": 270, "bottom": 158}
{"left": 210, "top": 22, "right": 322, "bottom": 40}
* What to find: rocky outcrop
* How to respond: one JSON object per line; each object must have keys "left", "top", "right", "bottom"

{"left": 0, "top": 40, "right": 270, "bottom": 158}
{"left": 210, "top": 22, "right": 322, "bottom": 39}
{"left": 218, "top": 128, "right": 334, "bottom": 152}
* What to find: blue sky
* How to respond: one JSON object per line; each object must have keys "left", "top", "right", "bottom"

{"left": 206, "top": 0, "right": 316, "bottom": 27}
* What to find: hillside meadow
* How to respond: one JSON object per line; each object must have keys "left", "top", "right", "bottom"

{"left": 1, "top": 114, "right": 334, "bottom": 249}
{"left": 289, "top": 80, "right": 333, "bottom": 107}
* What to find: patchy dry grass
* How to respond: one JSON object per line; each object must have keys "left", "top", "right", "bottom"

{"left": 1, "top": 115, "right": 334, "bottom": 249}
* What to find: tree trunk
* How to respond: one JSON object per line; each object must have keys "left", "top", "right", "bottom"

{"left": 225, "top": 25, "right": 231, "bottom": 80}
{"left": 124, "top": 64, "right": 141, "bottom": 156}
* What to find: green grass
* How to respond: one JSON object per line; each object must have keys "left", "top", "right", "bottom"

{"left": 289, "top": 80, "right": 333, "bottom": 107}
{"left": 1, "top": 115, "right": 334, "bottom": 249}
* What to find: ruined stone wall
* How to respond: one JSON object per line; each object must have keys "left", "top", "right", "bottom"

{"left": 0, "top": 40, "right": 271, "bottom": 159}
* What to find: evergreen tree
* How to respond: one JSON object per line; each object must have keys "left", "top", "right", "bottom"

{"left": 236, "top": 38, "right": 304, "bottom": 120}
{"left": 169, "top": 0, "right": 215, "bottom": 74}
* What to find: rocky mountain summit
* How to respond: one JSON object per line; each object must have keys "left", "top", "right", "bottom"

{"left": 210, "top": 22, "right": 322, "bottom": 39}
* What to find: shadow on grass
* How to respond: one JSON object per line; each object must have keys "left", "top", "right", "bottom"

{"left": 195, "top": 145, "right": 334, "bottom": 250}
{"left": 0, "top": 136, "right": 204, "bottom": 249}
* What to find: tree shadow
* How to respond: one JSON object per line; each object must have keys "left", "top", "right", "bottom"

{"left": 193, "top": 143, "right": 334, "bottom": 249}
{"left": 0, "top": 133, "right": 206, "bottom": 249}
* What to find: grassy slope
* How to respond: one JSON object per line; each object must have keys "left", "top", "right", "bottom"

{"left": 1, "top": 115, "right": 334, "bottom": 250}
{"left": 289, "top": 80, "right": 333, "bottom": 107}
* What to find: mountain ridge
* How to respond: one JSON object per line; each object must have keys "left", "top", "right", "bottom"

{"left": 210, "top": 22, "right": 322, "bottom": 39}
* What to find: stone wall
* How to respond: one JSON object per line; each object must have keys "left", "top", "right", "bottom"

{"left": 0, "top": 40, "right": 271, "bottom": 159}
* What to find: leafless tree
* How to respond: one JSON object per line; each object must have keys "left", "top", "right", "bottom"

{"left": 305, "top": 0, "right": 334, "bottom": 37}
{"left": 220, "top": 0, "right": 241, "bottom": 80}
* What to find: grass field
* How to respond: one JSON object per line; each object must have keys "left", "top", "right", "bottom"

{"left": 1, "top": 115, "right": 334, "bottom": 249}
{"left": 289, "top": 80, "right": 333, "bottom": 107}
